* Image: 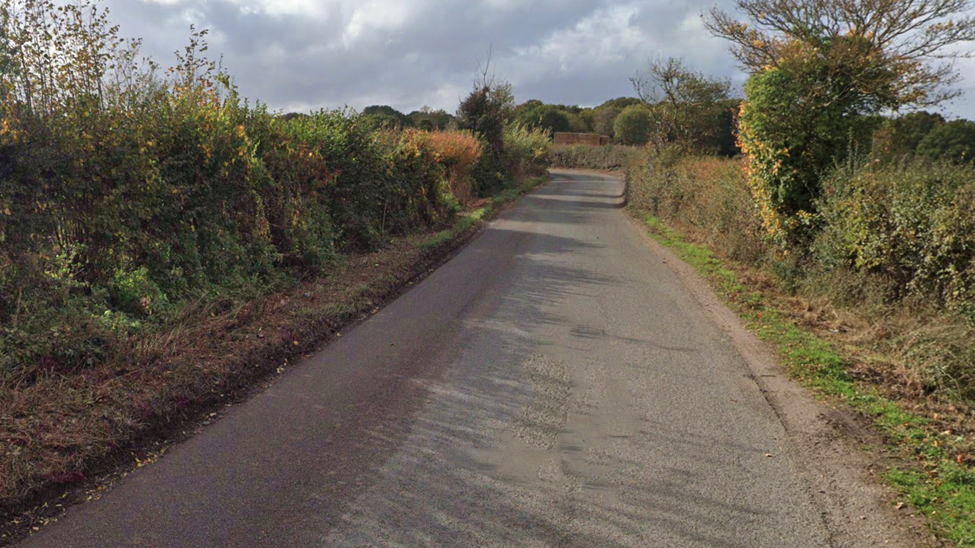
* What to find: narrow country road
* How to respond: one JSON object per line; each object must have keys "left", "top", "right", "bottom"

{"left": 19, "top": 171, "right": 916, "bottom": 547}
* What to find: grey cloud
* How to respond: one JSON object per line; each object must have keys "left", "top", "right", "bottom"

{"left": 103, "top": 0, "right": 975, "bottom": 118}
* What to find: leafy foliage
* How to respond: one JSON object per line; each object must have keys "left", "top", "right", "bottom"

{"left": 0, "top": 1, "right": 548, "bottom": 381}
{"left": 502, "top": 123, "right": 552, "bottom": 178}
{"left": 598, "top": 97, "right": 643, "bottom": 110}
{"left": 631, "top": 57, "right": 733, "bottom": 152}
{"left": 705, "top": 0, "right": 975, "bottom": 108}
{"left": 513, "top": 100, "right": 572, "bottom": 135}
{"left": 737, "top": 44, "right": 889, "bottom": 245}
{"left": 426, "top": 130, "right": 483, "bottom": 205}
{"left": 708, "top": 0, "right": 975, "bottom": 245}
{"left": 456, "top": 74, "right": 515, "bottom": 195}
{"left": 456, "top": 79, "right": 513, "bottom": 159}
{"left": 613, "top": 105, "right": 653, "bottom": 146}
{"left": 917, "top": 120, "right": 975, "bottom": 163}
{"left": 590, "top": 107, "right": 620, "bottom": 138}
{"left": 872, "top": 111, "right": 946, "bottom": 161}
{"left": 815, "top": 160, "right": 975, "bottom": 307}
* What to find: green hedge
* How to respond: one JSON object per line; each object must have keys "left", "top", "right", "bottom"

{"left": 0, "top": 96, "right": 460, "bottom": 379}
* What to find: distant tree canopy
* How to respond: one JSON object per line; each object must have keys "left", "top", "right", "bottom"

{"left": 510, "top": 98, "right": 685, "bottom": 144}
{"left": 599, "top": 97, "right": 643, "bottom": 110}
{"left": 591, "top": 107, "right": 621, "bottom": 138}
{"left": 362, "top": 105, "right": 412, "bottom": 130}
{"left": 873, "top": 111, "right": 946, "bottom": 160}
{"left": 408, "top": 107, "right": 454, "bottom": 130}
{"left": 614, "top": 105, "right": 653, "bottom": 146}
{"left": 917, "top": 119, "right": 975, "bottom": 163}
{"left": 514, "top": 101, "right": 572, "bottom": 135}
{"left": 631, "top": 56, "right": 733, "bottom": 153}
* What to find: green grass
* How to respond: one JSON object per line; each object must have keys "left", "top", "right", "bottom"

{"left": 415, "top": 176, "right": 547, "bottom": 251}
{"left": 641, "top": 213, "right": 975, "bottom": 547}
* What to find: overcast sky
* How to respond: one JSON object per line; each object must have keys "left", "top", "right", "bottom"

{"left": 102, "top": 0, "right": 975, "bottom": 119}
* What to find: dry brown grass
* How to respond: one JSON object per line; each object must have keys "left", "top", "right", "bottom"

{"left": 427, "top": 130, "right": 483, "bottom": 205}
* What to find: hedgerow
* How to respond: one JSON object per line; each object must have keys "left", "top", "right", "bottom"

{"left": 549, "top": 144, "right": 643, "bottom": 171}
{"left": 0, "top": 1, "right": 547, "bottom": 382}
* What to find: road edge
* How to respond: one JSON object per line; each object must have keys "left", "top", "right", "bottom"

{"left": 613, "top": 182, "right": 937, "bottom": 547}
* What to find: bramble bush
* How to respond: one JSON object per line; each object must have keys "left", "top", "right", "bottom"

{"left": 815, "top": 160, "right": 975, "bottom": 307}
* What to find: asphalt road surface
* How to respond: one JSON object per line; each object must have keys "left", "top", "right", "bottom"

{"left": 20, "top": 170, "right": 916, "bottom": 547}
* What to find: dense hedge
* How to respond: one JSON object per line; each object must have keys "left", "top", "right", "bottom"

{"left": 816, "top": 161, "right": 975, "bottom": 307}
{"left": 626, "top": 151, "right": 975, "bottom": 399}
{"left": 549, "top": 144, "right": 643, "bottom": 171}
{"left": 0, "top": 84, "right": 478, "bottom": 374}
{"left": 0, "top": 7, "right": 550, "bottom": 381}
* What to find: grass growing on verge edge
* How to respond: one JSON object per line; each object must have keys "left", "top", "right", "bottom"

{"left": 414, "top": 176, "right": 547, "bottom": 250}
{"left": 641, "top": 213, "right": 975, "bottom": 547}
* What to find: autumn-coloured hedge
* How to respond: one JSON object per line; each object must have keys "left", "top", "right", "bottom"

{"left": 426, "top": 130, "right": 483, "bottom": 205}
{"left": 626, "top": 150, "right": 975, "bottom": 401}
{"left": 0, "top": 4, "right": 477, "bottom": 382}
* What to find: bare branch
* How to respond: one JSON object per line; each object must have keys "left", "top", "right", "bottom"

{"left": 703, "top": 0, "right": 975, "bottom": 107}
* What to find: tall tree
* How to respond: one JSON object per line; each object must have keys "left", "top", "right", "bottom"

{"left": 704, "top": 0, "right": 975, "bottom": 108}
{"left": 591, "top": 107, "right": 621, "bottom": 138}
{"left": 705, "top": 0, "right": 975, "bottom": 244}
{"left": 630, "top": 57, "right": 731, "bottom": 151}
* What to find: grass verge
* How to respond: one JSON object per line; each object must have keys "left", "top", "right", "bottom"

{"left": 640, "top": 213, "right": 975, "bottom": 547}
{"left": 0, "top": 175, "right": 547, "bottom": 545}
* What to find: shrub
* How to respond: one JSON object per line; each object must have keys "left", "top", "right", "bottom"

{"left": 815, "top": 160, "right": 975, "bottom": 305}
{"left": 427, "top": 130, "right": 483, "bottom": 205}
{"left": 502, "top": 123, "right": 551, "bottom": 178}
